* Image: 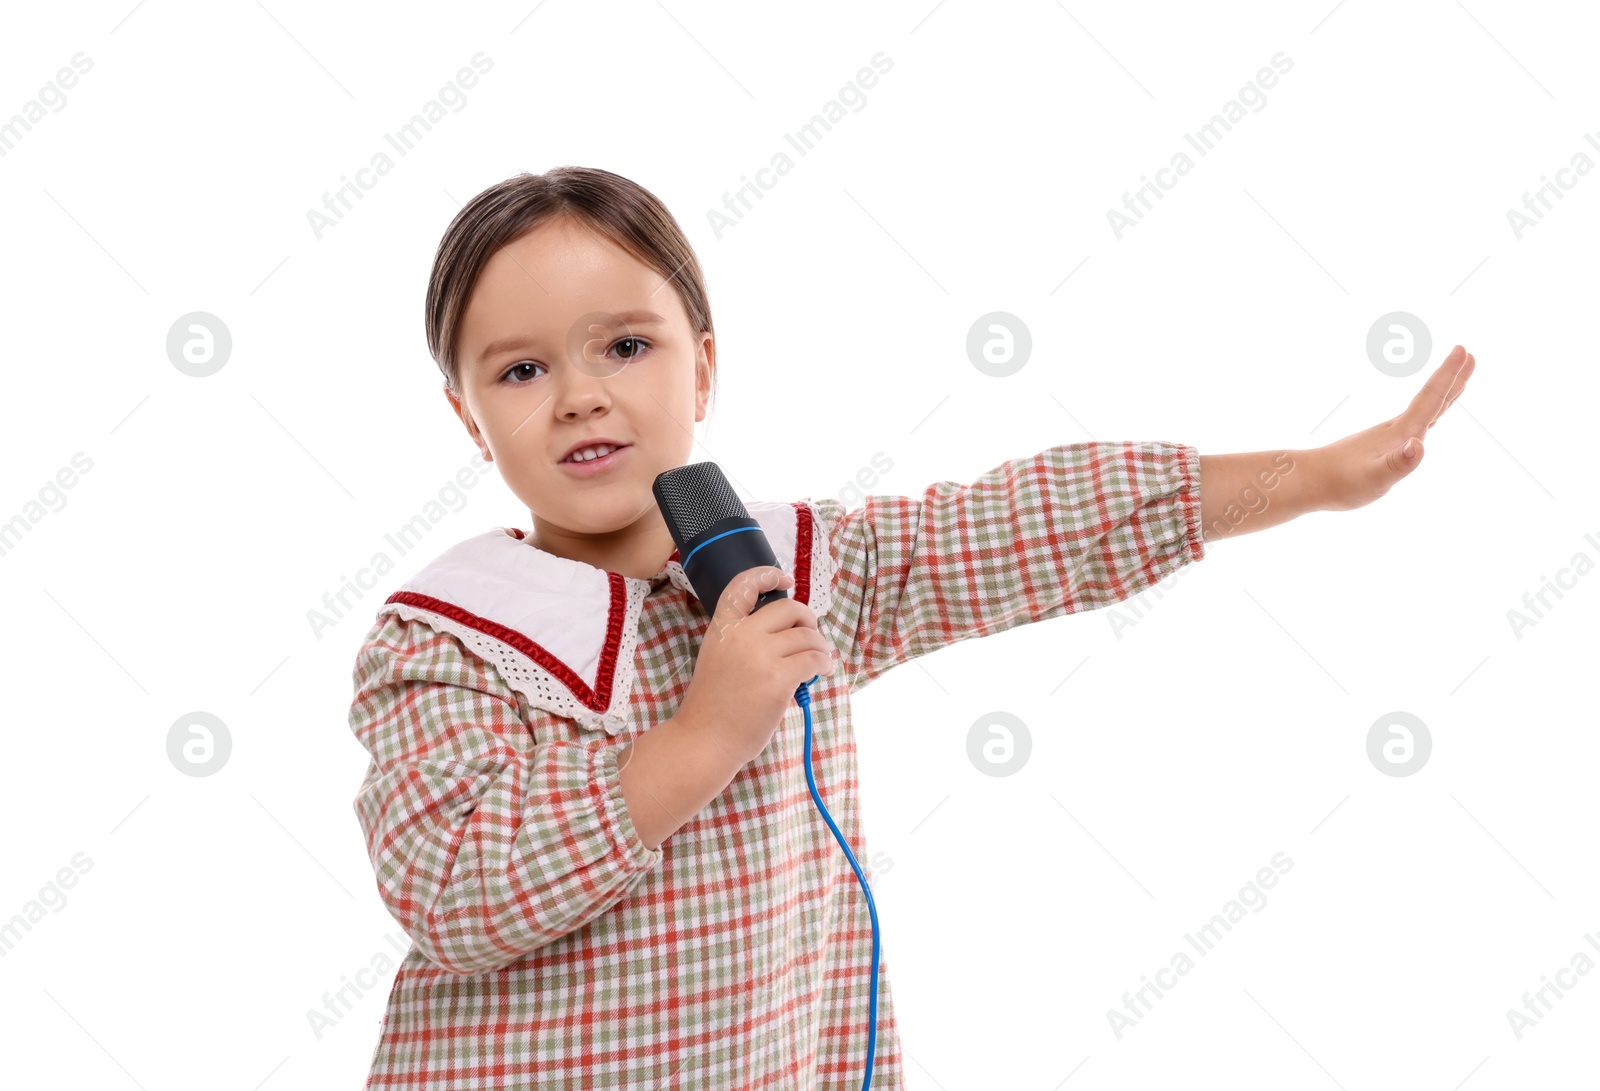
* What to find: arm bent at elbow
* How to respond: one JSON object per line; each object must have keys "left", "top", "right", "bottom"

{"left": 348, "top": 614, "right": 662, "bottom": 976}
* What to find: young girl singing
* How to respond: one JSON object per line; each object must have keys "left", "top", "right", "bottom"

{"left": 346, "top": 166, "right": 1475, "bottom": 1089}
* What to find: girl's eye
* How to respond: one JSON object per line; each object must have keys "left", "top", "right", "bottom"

{"left": 499, "top": 338, "right": 651, "bottom": 384}
{"left": 502, "top": 361, "right": 545, "bottom": 384}
{"left": 614, "top": 336, "right": 651, "bottom": 360}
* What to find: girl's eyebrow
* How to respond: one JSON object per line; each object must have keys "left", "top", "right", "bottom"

{"left": 608, "top": 309, "right": 667, "bottom": 327}
{"left": 475, "top": 334, "right": 542, "bottom": 366}
{"left": 474, "top": 311, "right": 667, "bottom": 368}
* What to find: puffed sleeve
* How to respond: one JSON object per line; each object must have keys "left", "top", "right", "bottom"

{"left": 347, "top": 612, "right": 662, "bottom": 976}
{"left": 810, "top": 441, "right": 1206, "bottom": 691}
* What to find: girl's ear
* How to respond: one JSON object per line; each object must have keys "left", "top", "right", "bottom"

{"left": 695, "top": 335, "right": 715, "bottom": 422}
{"left": 444, "top": 382, "right": 491, "bottom": 460}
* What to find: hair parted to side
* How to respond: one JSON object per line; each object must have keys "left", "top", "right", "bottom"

{"left": 425, "top": 166, "right": 717, "bottom": 406}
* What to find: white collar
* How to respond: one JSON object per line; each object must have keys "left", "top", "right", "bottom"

{"left": 376, "top": 499, "right": 835, "bottom": 735}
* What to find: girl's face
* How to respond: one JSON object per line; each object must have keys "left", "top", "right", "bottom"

{"left": 447, "top": 215, "right": 713, "bottom": 575}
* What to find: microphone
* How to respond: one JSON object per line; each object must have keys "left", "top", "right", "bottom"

{"left": 652, "top": 461, "right": 788, "bottom": 618}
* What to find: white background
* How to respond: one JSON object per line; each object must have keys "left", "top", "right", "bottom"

{"left": 1, "top": 1, "right": 1595, "bottom": 1087}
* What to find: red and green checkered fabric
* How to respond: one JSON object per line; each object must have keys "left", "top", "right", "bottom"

{"left": 348, "top": 440, "right": 1205, "bottom": 1088}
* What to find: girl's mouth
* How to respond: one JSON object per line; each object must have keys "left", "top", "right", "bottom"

{"left": 559, "top": 445, "right": 631, "bottom": 475}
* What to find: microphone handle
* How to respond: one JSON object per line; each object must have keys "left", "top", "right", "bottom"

{"left": 681, "top": 518, "right": 786, "bottom": 616}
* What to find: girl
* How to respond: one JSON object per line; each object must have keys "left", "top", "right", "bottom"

{"left": 346, "top": 166, "right": 1475, "bottom": 1089}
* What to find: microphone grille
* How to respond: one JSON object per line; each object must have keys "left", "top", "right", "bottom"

{"left": 653, "top": 462, "right": 749, "bottom": 543}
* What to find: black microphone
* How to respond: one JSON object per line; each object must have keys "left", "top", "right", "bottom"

{"left": 653, "top": 461, "right": 787, "bottom": 616}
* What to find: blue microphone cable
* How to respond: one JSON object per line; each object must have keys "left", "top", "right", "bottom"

{"left": 794, "top": 674, "right": 880, "bottom": 1091}
{"left": 678, "top": 521, "right": 878, "bottom": 1081}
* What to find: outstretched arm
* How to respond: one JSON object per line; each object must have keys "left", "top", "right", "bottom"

{"left": 1199, "top": 345, "right": 1477, "bottom": 541}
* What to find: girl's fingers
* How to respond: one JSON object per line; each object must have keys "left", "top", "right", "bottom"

{"left": 1425, "top": 351, "right": 1474, "bottom": 428}
{"left": 1404, "top": 345, "right": 1473, "bottom": 431}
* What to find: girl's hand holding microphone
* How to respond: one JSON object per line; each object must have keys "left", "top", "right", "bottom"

{"left": 677, "top": 566, "right": 837, "bottom": 766}
{"left": 617, "top": 565, "right": 836, "bottom": 850}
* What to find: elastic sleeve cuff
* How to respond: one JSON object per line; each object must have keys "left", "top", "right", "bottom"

{"left": 589, "top": 741, "right": 665, "bottom": 870}
{"left": 1173, "top": 443, "right": 1207, "bottom": 566}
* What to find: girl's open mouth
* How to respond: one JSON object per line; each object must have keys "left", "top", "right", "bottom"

{"left": 559, "top": 445, "right": 631, "bottom": 475}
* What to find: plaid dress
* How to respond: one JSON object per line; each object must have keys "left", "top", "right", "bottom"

{"left": 347, "top": 440, "right": 1205, "bottom": 1089}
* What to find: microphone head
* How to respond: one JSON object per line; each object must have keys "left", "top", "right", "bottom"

{"left": 653, "top": 462, "right": 786, "bottom": 614}
{"left": 652, "top": 461, "right": 746, "bottom": 546}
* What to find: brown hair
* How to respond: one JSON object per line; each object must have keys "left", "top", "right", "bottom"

{"left": 424, "top": 166, "right": 717, "bottom": 407}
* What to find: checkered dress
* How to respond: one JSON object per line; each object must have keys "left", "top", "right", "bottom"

{"left": 347, "top": 440, "right": 1205, "bottom": 1088}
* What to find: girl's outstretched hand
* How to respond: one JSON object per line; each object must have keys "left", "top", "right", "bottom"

{"left": 1314, "top": 344, "right": 1476, "bottom": 513}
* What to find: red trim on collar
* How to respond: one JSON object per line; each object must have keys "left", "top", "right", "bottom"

{"left": 386, "top": 504, "right": 815, "bottom": 714}
{"left": 792, "top": 500, "right": 814, "bottom": 605}
{"left": 384, "top": 573, "right": 629, "bottom": 713}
